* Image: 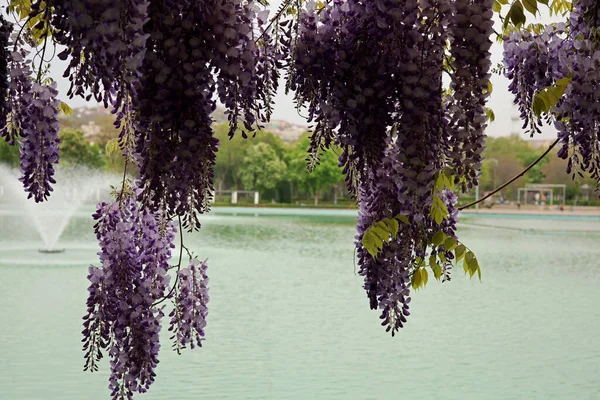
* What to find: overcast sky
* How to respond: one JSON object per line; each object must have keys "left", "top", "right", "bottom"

{"left": 6, "top": 2, "right": 562, "bottom": 140}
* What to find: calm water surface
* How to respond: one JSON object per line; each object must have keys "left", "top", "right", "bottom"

{"left": 1, "top": 207, "right": 600, "bottom": 399}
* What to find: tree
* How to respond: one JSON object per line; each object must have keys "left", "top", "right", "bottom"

{"left": 288, "top": 135, "right": 344, "bottom": 205}
{"left": 0, "top": 138, "right": 19, "bottom": 167}
{"left": 237, "top": 142, "right": 285, "bottom": 196}
{"left": 58, "top": 129, "right": 105, "bottom": 169}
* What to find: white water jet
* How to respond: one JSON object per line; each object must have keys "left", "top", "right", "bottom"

{"left": 0, "top": 165, "right": 118, "bottom": 251}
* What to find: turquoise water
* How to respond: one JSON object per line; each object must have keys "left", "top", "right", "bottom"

{"left": 1, "top": 207, "right": 600, "bottom": 399}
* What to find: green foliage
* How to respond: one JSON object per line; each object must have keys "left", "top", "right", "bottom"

{"left": 498, "top": 0, "right": 570, "bottom": 32}
{"left": 361, "top": 215, "right": 410, "bottom": 258}
{"left": 58, "top": 129, "right": 105, "bottom": 169}
{"left": 0, "top": 139, "right": 20, "bottom": 167}
{"left": 429, "top": 169, "right": 454, "bottom": 225}
{"left": 479, "top": 136, "right": 550, "bottom": 197}
{"left": 532, "top": 76, "right": 571, "bottom": 117}
{"left": 237, "top": 142, "right": 285, "bottom": 192}
{"left": 287, "top": 134, "right": 344, "bottom": 205}
{"left": 59, "top": 101, "right": 73, "bottom": 117}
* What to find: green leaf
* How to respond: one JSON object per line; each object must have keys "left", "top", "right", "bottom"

{"left": 532, "top": 75, "right": 571, "bottom": 116}
{"left": 455, "top": 244, "right": 466, "bottom": 261}
{"left": 105, "top": 138, "right": 119, "bottom": 155}
{"left": 493, "top": 0, "right": 502, "bottom": 12}
{"left": 432, "top": 263, "right": 443, "bottom": 280}
{"left": 59, "top": 101, "right": 73, "bottom": 117}
{"left": 444, "top": 237, "right": 457, "bottom": 251}
{"left": 429, "top": 195, "right": 449, "bottom": 225}
{"left": 522, "top": 0, "right": 538, "bottom": 15}
{"left": 465, "top": 251, "right": 479, "bottom": 278}
{"left": 432, "top": 231, "right": 446, "bottom": 246}
{"left": 532, "top": 92, "right": 547, "bottom": 117}
{"left": 412, "top": 268, "right": 423, "bottom": 290}
{"left": 429, "top": 254, "right": 437, "bottom": 268}
{"left": 485, "top": 108, "right": 496, "bottom": 122}
{"left": 362, "top": 230, "right": 382, "bottom": 258}
{"left": 421, "top": 268, "right": 429, "bottom": 287}
{"left": 506, "top": 1, "right": 526, "bottom": 28}
{"left": 438, "top": 253, "right": 447, "bottom": 263}
{"left": 370, "top": 225, "right": 389, "bottom": 242}
{"left": 382, "top": 217, "right": 399, "bottom": 237}
{"left": 395, "top": 214, "right": 410, "bottom": 225}
{"left": 487, "top": 81, "right": 494, "bottom": 94}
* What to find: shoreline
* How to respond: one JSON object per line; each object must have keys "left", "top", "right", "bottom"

{"left": 210, "top": 203, "right": 600, "bottom": 218}
{"left": 459, "top": 204, "right": 600, "bottom": 217}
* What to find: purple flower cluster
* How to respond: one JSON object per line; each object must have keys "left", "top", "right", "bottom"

{"left": 289, "top": 0, "right": 485, "bottom": 332}
{"left": 83, "top": 195, "right": 176, "bottom": 398}
{"left": 504, "top": 3, "right": 600, "bottom": 183}
{"left": 0, "top": 16, "right": 12, "bottom": 128}
{"left": 555, "top": 1, "right": 600, "bottom": 181}
{"left": 19, "top": 82, "right": 61, "bottom": 202}
{"left": 168, "top": 258, "right": 209, "bottom": 353}
{"left": 356, "top": 142, "right": 460, "bottom": 335}
{"left": 1, "top": 38, "right": 61, "bottom": 202}
{"left": 48, "top": 0, "right": 150, "bottom": 109}
{"left": 503, "top": 24, "right": 568, "bottom": 135}
{"left": 447, "top": 0, "right": 494, "bottom": 189}
{"left": 134, "top": 0, "right": 278, "bottom": 229}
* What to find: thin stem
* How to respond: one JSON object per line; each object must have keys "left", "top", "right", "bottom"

{"left": 458, "top": 138, "right": 560, "bottom": 210}
{"left": 152, "top": 216, "right": 185, "bottom": 307}
{"left": 117, "top": 158, "right": 128, "bottom": 205}
{"left": 12, "top": 15, "right": 34, "bottom": 52}
{"left": 36, "top": 33, "right": 48, "bottom": 82}
{"left": 255, "top": 0, "right": 294, "bottom": 44}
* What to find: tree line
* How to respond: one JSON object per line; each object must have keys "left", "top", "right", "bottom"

{"left": 1, "top": 124, "right": 595, "bottom": 206}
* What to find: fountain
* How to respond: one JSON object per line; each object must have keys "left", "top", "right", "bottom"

{"left": 0, "top": 165, "right": 117, "bottom": 253}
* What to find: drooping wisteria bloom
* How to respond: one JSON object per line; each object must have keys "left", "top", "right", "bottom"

{"left": 47, "top": 0, "right": 150, "bottom": 109}
{"left": 83, "top": 195, "right": 174, "bottom": 398}
{"left": 168, "top": 258, "right": 210, "bottom": 353}
{"left": 503, "top": 24, "right": 569, "bottom": 136}
{"left": 0, "top": 35, "right": 61, "bottom": 202}
{"left": 83, "top": 192, "right": 211, "bottom": 398}
{"left": 503, "top": 1, "right": 600, "bottom": 184}
{"left": 447, "top": 0, "right": 495, "bottom": 189}
{"left": 134, "top": 0, "right": 278, "bottom": 229}
{"left": 288, "top": 0, "right": 490, "bottom": 333}
{"left": 18, "top": 81, "right": 61, "bottom": 202}
{"left": 0, "top": 16, "right": 12, "bottom": 128}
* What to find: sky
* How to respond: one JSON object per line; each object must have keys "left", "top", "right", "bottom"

{"left": 5, "top": 1, "right": 562, "bottom": 139}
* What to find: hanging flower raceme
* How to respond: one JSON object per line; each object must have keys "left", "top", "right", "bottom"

{"left": 0, "top": 35, "right": 61, "bottom": 202}
{"left": 169, "top": 258, "right": 210, "bottom": 354}
{"left": 356, "top": 141, "right": 461, "bottom": 335}
{"left": 0, "top": 16, "right": 12, "bottom": 128}
{"left": 83, "top": 192, "right": 210, "bottom": 399}
{"left": 447, "top": 0, "right": 494, "bottom": 189}
{"left": 290, "top": 0, "right": 421, "bottom": 193}
{"left": 288, "top": 0, "right": 489, "bottom": 333}
{"left": 134, "top": 0, "right": 277, "bottom": 229}
{"left": 502, "top": 24, "right": 568, "bottom": 136}
{"left": 19, "top": 81, "right": 61, "bottom": 202}
{"left": 47, "top": 0, "right": 150, "bottom": 109}
{"left": 503, "top": 1, "right": 600, "bottom": 184}
{"left": 553, "top": 1, "right": 600, "bottom": 182}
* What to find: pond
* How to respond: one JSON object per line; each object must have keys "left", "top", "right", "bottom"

{"left": 1, "top": 207, "right": 599, "bottom": 399}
